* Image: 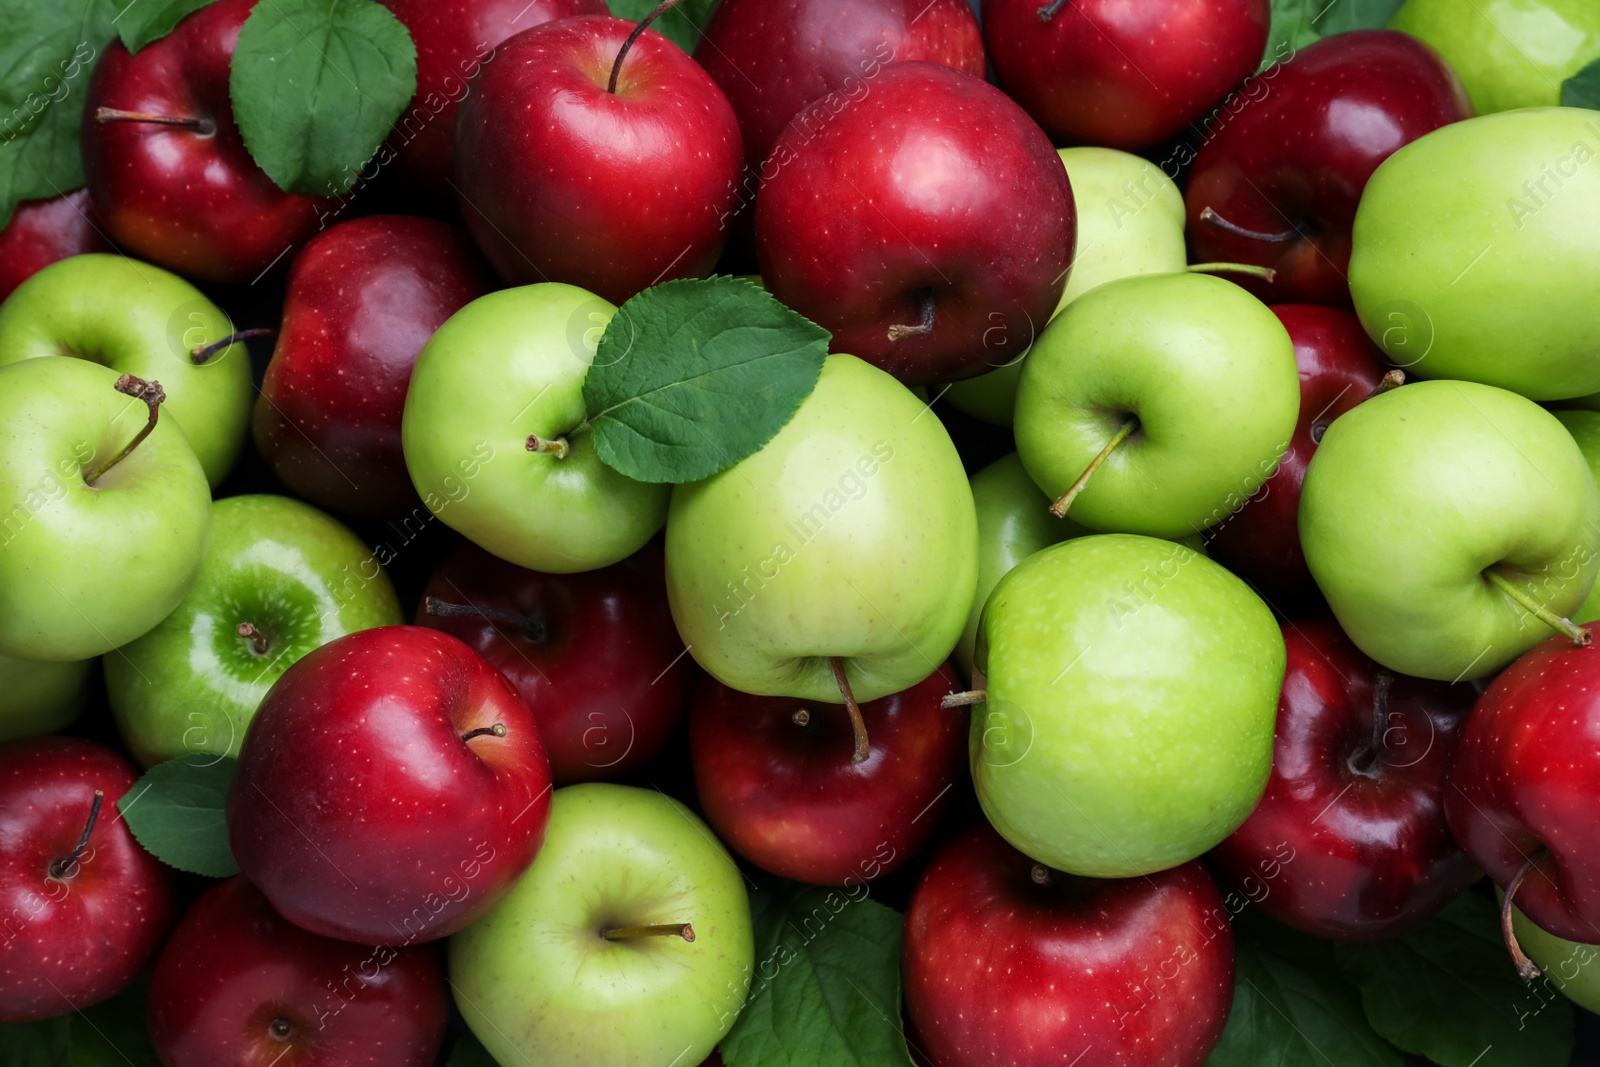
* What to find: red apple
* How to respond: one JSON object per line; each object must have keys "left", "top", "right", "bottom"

{"left": 252, "top": 214, "right": 495, "bottom": 517}
{"left": 415, "top": 541, "right": 690, "bottom": 785}
{"left": 755, "top": 61, "right": 1074, "bottom": 384}
{"left": 81, "top": 0, "right": 334, "bottom": 283}
{"left": 0, "top": 737, "right": 176, "bottom": 1022}
{"left": 983, "top": 0, "right": 1270, "bottom": 151}
{"left": 0, "top": 191, "right": 112, "bottom": 302}
{"left": 1204, "top": 305, "right": 1393, "bottom": 606}
{"left": 1185, "top": 30, "right": 1472, "bottom": 307}
{"left": 453, "top": 15, "right": 742, "bottom": 303}
{"left": 226, "top": 626, "right": 553, "bottom": 945}
{"left": 903, "top": 825, "right": 1234, "bottom": 1067}
{"left": 1209, "top": 619, "right": 1478, "bottom": 940}
{"left": 149, "top": 876, "right": 448, "bottom": 1067}
{"left": 689, "top": 664, "right": 967, "bottom": 886}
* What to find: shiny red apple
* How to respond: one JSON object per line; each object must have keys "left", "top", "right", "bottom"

{"left": 0, "top": 191, "right": 112, "bottom": 302}
{"left": 252, "top": 214, "right": 494, "bottom": 517}
{"left": 226, "top": 626, "right": 553, "bottom": 945}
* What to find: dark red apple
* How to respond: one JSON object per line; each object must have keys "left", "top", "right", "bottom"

{"left": 756, "top": 61, "right": 1074, "bottom": 385}
{"left": 903, "top": 825, "right": 1234, "bottom": 1067}
{"left": 453, "top": 15, "right": 742, "bottom": 303}
{"left": 1185, "top": 30, "right": 1472, "bottom": 307}
{"left": 1204, "top": 305, "right": 1393, "bottom": 605}
{"left": 0, "top": 738, "right": 176, "bottom": 1022}
{"left": 689, "top": 664, "right": 967, "bottom": 886}
{"left": 1209, "top": 619, "right": 1478, "bottom": 940}
{"left": 416, "top": 541, "right": 690, "bottom": 785}
{"left": 149, "top": 875, "right": 448, "bottom": 1067}
{"left": 252, "top": 214, "right": 494, "bottom": 517}
{"left": 380, "top": 0, "right": 608, "bottom": 206}
{"left": 0, "top": 191, "right": 112, "bottom": 302}
{"left": 983, "top": 0, "right": 1270, "bottom": 151}
{"left": 226, "top": 626, "right": 553, "bottom": 946}
{"left": 81, "top": 0, "right": 335, "bottom": 283}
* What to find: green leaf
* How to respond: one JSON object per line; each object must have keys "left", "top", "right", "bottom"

{"left": 1264, "top": 0, "right": 1405, "bottom": 68}
{"left": 719, "top": 882, "right": 914, "bottom": 1067}
{"left": 0, "top": 0, "right": 118, "bottom": 226}
{"left": 69, "top": 977, "right": 160, "bottom": 1066}
{"left": 1563, "top": 57, "right": 1600, "bottom": 110}
{"left": 0, "top": 1016, "right": 71, "bottom": 1067}
{"left": 116, "top": 0, "right": 218, "bottom": 53}
{"left": 583, "top": 277, "right": 830, "bottom": 484}
{"left": 229, "top": 0, "right": 417, "bottom": 196}
{"left": 117, "top": 755, "right": 240, "bottom": 878}
{"left": 1334, "top": 893, "right": 1574, "bottom": 1067}
{"left": 607, "top": 0, "right": 719, "bottom": 53}
{"left": 444, "top": 1031, "right": 500, "bottom": 1067}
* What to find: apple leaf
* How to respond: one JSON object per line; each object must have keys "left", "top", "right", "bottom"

{"left": 442, "top": 1032, "right": 499, "bottom": 1067}
{"left": 719, "top": 882, "right": 915, "bottom": 1067}
{"left": 1263, "top": 0, "right": 1404, "bottom": 69}
{"left": 582, "top": 277, "right": 830, "bottom": 484}
{"left": 229, "top": 0, "right": 416, "bottom": 196}
{"left": 1564, "top": 58, "right": 1600, "bottom": 110}
{"left": 115, "top": 0, "right": 218, "bottom": 52}
{"left": 0, "top": 977, "right": 158, "bottom": 1066}
{"left": 607, "top": 0, "right": 719, "bottom": 53}
{"left": 1334, "top": 893, "right": 1574, "bottom": 1067}
{"left": 117, "top": 755, "right": 240, "bottom": 879}
{"left": 0, "top": 1016, "right": 69, "bottom": 1067}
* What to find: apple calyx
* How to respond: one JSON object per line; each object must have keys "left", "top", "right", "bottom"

{"left": 526, "top": 435, "right": 571, "bottom": 460}
{"left": 460, "top": 723, "right": 509, "bottom": 742}
{"left": 607, "top": 0, "right": 691, "bottom": 94}
{"left": 85, "top": 374, "right": 166, "bottom": 485}
{"left": 95, "top": 107, "right": 217, "bottom": 137}
{"left": 1187, "top": 262, "right": 1279, "bottom": 283}
{"left": 829, "top": 657, "right": 871, "bottom": 764}
{"left": 941, "top": 690, "right": 986, "bottom": 708}
{"left": 268, "top": 1018, "right": 295, "bottom": 1041}
{"left": 1483, "top": 570, "right": 1591, "bottom": 646}
{"left": 1346, "top": 671, "right": 1395, "bottom": 780}
{"left": 1050, "top": 416, "right": 1138, "bottom": 518}
{"left": 236, "top": 622, "right": 271, "bottom": 657}
{"left": 1198, "top": 206, "right": 1300, "bottom": 245}
{"left": 791, "top": 708, "right": 812, "bottom": 726}
{"left": 1037, "top": 0, "right": 1070, "bottom": 21}
{"left": 1029, "top": 863, "right": 1052, "bottom": 886}
{"left": 423, "top": 596, "right": 548, "bottom": 643}
{"left": 191, "top": 328, "right": 276, "bottom": 366}
{"left": 47, "top": 789, "right": 104, "bottom": 882}
{"left": 600, "top": 922, "right": 696, "bottom": 942}
{"left": 1500, "top": 850, "right": 1548, "bottom": 982}
{"left": 887, "top": 289, "right": 937, "bottom": 342}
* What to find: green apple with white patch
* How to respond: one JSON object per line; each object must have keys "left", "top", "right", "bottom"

{"left": 0, "top": 653, "right": 92, "bottom": 742}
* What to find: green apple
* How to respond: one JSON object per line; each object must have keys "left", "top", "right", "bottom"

{"left": 0, "top": 652, "right": 92, "bottom": 742}
{"left": 1350, "top": 108, "right": 1600, "bottom": 400}
{"left": 106, "top": 494, "right": 403, "bottom": 767}
{"left": 449, "top": 783, "right": 754, "bottom": 1066}
{"left": 0, "top": 357, "right": 210, "bottom": 661}
{"left": 971, "top": 533, "right": 1282, "bottom": 878}
{"left": 1555, "top": 410, "right": 1600, "bottom": 624}
{"left": 402, "top": 283, "right": 669, "bottom": 573}
{"left": 0, "top": 254, "right": 253, "bottom": 485}
{"left": 1014, "top": 272, "right": 1299, "bottom": 538}
{"left": 666, "top": 353, "right": 976, "bottom": 704}
{"left": 1506, "top": 898, "right": 1600, "bottom": 1013}
{"left": 1390, "top": 0, "right": 1600, "bottom": 113}
{"left": 946, "top": 148, "right": 1187, "bottom": 426}
{"left": 1301, "top": 380, "right": 1600, "bottom": 681}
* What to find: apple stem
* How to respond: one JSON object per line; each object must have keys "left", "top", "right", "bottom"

{"left": 1037, "top": 0, "right": 1070, "bottom": 20}
{"left": 829, "top": 657, "right": 870, "bottom": 764}
{"left": 607, "top": 0, "right": 690, "bottom": 94}
{"left": 1501, "top": 850, "right": 1547, "bottom": 982}
{"left": 1030, "top": 863, "right": 1052, "bottom": 886}
{"left": 601, "top": 922, "right": 695, "bottom": 942}
{"left": 887, "top": 289, "right": 937, "bottom": 342}
{"left": 48, "top": 790, "right": 103, "bottom": 881}
{"left": 422, "top": 597, "right": 548, "bottom": 642}
{"left": 791, "top": 708, "right": 812, "bottom": 726}
{"left": 1187, "top": 262, "right": 1279, "bottom": 283}
{"left": 191, "top": 328, "right": 275, "bottom": 366}
{"left": 84, "top": 374, "right": 166, "bottom": 486}
{"left": 526, "top": 435, "right": 571, "bottom": 460}
{"left": 1050, "top": 416, "right": 1137, "bottom": 518}
{"left": 236, "top": 622, "right": 271, "bottom": 656}
{"left": 941, "top": 689, "right": 986, "bottom": 708}
{"left": 460, "top": 723, "right": 508, "bottom": 742}
{"left": 1347, "top": 671, "right": 1394, "bottom": 779}
{"left": 1365, "top": 369, "right": 1406, "bottom": 400}
{"left": 95, "top": 107, "right": 216, "bottom": 136}
{"left": 1198, "top": 206, "right": 1299, "bottom": 244}
{"left": 1485, "top": 570, "right": 1591, "bottom": 646}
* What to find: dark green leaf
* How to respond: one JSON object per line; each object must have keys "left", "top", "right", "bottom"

{"left": 70, "top": 977, "right": 160, "bottom": 1066}
{"left": 444, "top": 1031, "right": 500, "bottom": 1067}
{"left": 583, "top": 277, "right": 830, "bottom": 484}
{"left": 116, "top": 0, "right": 217, "bottom": 53}
{"left": 0, "top": 1016, "right": 71, "bottom": 1067}
{"left": 1264, "top": 0, "right": 1405, "bottom": 68}
{"left": 607, "top": 0, "right": 719, "bottom": 53}
{"left": 1335, "top": 893, "right": 1573, "bottom": 1067}
{"left": 229, "top": 0, "right": 417, "bottom": 196}
{"left": 719, "top": 882, "right": 914, "bottom": 1067}
{"left": 1563, "top": 57, "right": 1600, "bottom": 110}
{"left": 117, "top": 755, "right": 240, "bottom": 878}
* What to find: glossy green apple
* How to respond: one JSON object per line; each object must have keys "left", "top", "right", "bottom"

{"left": 449, "top": 783, "right": 754, "bottom": 1066}
{"left": 971, "top": 533, "right": 1282, "bottom": 878}
{"left": 666, "top": 353, "right": 977, "bottom": 704}
{"left": 1301, "top": 380, "right": 1600, "bottom": 681}
{"left": 0, "top": 254, "right": 253, "bottom": 485}
{"left": 1014, "top": 272, "right": 1299, "bottom": 538}
{"left": 0, "top": 652, "right": 92, "bottom": 741}
{"left": 946, "top": 148, "right": 1187, "bottom": 426}
{"left": 402, "top": 283, "right": 669, "bottom": 573}
{"left": 1507, "top": 898, "right": 1600, "bottom": 1013}
{"left": 1555, "top": 410, "right": 1600, "bottom": 624}
{"left": 106, "top": 494, "right": 403, "bottom": 767}
{"left": 1390, "top": 0, "right": 1600, "bottom": 113}
{"left": 1350, "top": 108, "right": 1600, "bottom": 400}
{"left": 0, "top": 357, "right": 210, "bottom": 661}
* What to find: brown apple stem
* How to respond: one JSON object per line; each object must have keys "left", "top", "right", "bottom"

{"left": 601, "top": 922, "right": 695, "bottom": 942}
{"left": 608, "top": 0, "right": 691, "bottom": 94}
{"left": 1030, "top": 863, "right": 1052, "bottom": 886}
{"left": 422, "top": 597, "right": 547, "bottom": 641}
{"left": 191, "top": 328, "right": 275, "bottom": 366}
{"left": 1365, "top": 369, "right": 1406, "bottom": 400}
{"left": 1501, "top": 850, "right": 1548, "bottom": 982}
{"left": 1347, "top": 671, "right": 1394, "bottom": 779}
{"left": 941, "top": 689, "right": 986, "bottom": 708}
{"left": 85, "top": 375, "right": 166, "bottom": 485}
{"left": 1485, "top": 570, "right": 1591, "bottom": 645}
{"left": 1050, "top": 417, "right": 1137, "bottom": 518}
{"left": 829, "top": 657, "right": 870, "bottom": 764}
{"left": 526, "top": 435, "right": 571, "bottom": 459}
{"left": 1198, "top": 206, "right": 1298, "bottom": 244}
{"left": 95, "top": 107, "right": 216, "bottom": 136}
{"left": 887, "top": 289, "right": 937, "bottom": 342}
{"left": 236, "top": 622, "right": 270, "bottom": 656}
{"left": 1187, "top": 262, "right": 1279, "bottom": 283}
{"left": 1037, "top": 0, "right": 1070, "bottom": 20}
{"left": 48, "top": 790, "right": 103, "bottom": 880}
{"left": 460, "top": 723, "right": 508, "bottom": 742}
{"left": 791, "top": 708, "right": 812, "bottom": 727}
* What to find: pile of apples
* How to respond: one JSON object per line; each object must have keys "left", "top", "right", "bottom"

{"left": 2, "top": 0, "right": 1600, "bottom": 1064}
